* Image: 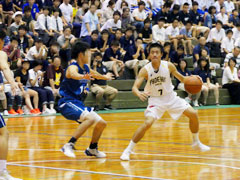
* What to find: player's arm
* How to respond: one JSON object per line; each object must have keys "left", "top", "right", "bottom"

{"left": 66, "top": 65, "right": 91, "bottom": 80}
{"left": 168, "top": 62, "right": 186, "bottom": 83}
{"left": 0, "top": 51, "right": 18, "bottom": 94}
{"left": 90, "top": 69, "right": 112, "bottom": 80}
{"left": 132, "top": 67, "right": 148, "bottom": 101}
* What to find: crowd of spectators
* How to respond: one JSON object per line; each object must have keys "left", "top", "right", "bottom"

{"left": 0, "top": 0, "right": 240, "bottom": 115}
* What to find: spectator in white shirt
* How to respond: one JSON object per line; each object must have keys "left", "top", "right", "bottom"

{"left": 224, "top": 47, "right": 240, "bottom": 67}
{"left": 224, "top": 0, "right": 235, "bottom": 14}
{"left": 216, "top": 6, "right": 233, "bottom": 29}
{"left": 207, "top": 20, "right": 225, "bottom": 43}
{"left": 102, "top": 0, "right": 115, "bottom": 24}
{"left": 221, "top": 29, "right": 234, "bottom": 56}
{"left": 166, "top": 18, "right": 184, "bottom": 51}
{"left": 51, "top": 8, "right": 63, "bottom": 38}
{"left": 101, "top": 11, "right": 121, "bottom": 34}
{"left": 59, "top": 0, "right": 73, "bottom": 26}
{"left": 214, "top": 0, "right": 225, "bottom": 13}
{"left": 232, "top": 23, "right": 240, "bottom": 40}
{"left": 152, "top": 0, "right": 164, "bottom": 9}
{"left": 152, "top": 17, "right": 166, "bottom": 45}
{"left": 35, "top": 6, "right": 53, "bottom": 45}
{"left": 235, "top": 37, "right": 240, "bottom": 47}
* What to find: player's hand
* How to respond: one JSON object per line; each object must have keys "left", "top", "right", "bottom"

{"left": 105, "top": 73, "right": 114, "bottom": 80}
{"left": 191, "top": 75, "right": 203, "bottom": 84}
{"left": 138, "top": 92, "right": 149, "bottom": 101}
{"left": 10, "top": 82, "right": 18, "bottom": 96}
{"left": 83, "top": 73, "right": 93, "bottom": 80}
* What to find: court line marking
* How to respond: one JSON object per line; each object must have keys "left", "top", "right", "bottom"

{"left": 7, "top": 163, "right": 171, "bottom": 180}
{"left": 7, "top": 149, "right": 240, "bottom": 164}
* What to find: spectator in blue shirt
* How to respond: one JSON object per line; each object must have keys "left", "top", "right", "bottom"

{"left": 154, "top": 2, "right": 171, "bottom": 25}
{"left": 22, "top": 0, "right": 39, "bottom": 20}
{"left": 204, "top": 6, "right": 217, "bottom": 29}
{"left": 83, "top": 30, "right": 100, "bottom": 53}
{"left": 120, "top": 27, "right": 135, "bottom": 51}
{"left": 170, "top": 45, "right": 185, "bottom": 66}
{"left": 193, "top": 58, "right": 219, "bottom": 106}
{"left": 229, "top": 9, "right": 240, "bottom": 26}
{"left": 180, "top": 21, "right": 195, "bottom": 56}
{"left": 98, "top": 29, "right": 111, "bottom": 53}
{"left": 167, "top": 4, "right": 180, "bottom": 23}
{"left": 102, "top": 40, "right": 124, "bottom": 79}
{"left": 193, "top": 36, "right": 210, "bottom": 67}
{"left": 35, "top": 0, "right": 52, "bottom": 10}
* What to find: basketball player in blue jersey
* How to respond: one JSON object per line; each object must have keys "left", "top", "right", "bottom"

{"left": 59, "top": 40, "right": 112, "bottom": 158}
{"left": 121, "top": 43, "right": 210, "bottom": 161}
{"left": 0, "top": 31, "right": 22, "bottom": 179}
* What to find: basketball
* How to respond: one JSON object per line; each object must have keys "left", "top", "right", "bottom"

{"left": 184, "top": 76, "right": 203, "bottom": 94}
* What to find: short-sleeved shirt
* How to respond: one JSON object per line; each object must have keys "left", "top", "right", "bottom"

{"left": 59, "top": 3, "right": 73, "bottom": 23}
{"left": 91, "top": 64, "right": 108, "bottom": 86}
{"left": 2, "top": 1, "right": 13, "bottom": 11}
{"left": 123, "top": 45, "right": 143, "bottom": 62}
{"left": 97, "top": 37, "right": 111, "bottom": 50}
{"left": 193, "top": 44, "right": 210, "bottom": 63}
{"left": 229, "top": 16, "right": 240, "bottom": 26}
{"left": 189, "top": 10, "right": 201, "bottom": 25}
{"left": 120, "top": 35, "right": 135, "bottom": 50}
{"left": 3, "top": 44, "right": 21, "bottom": 62}
{"left": 154, "top": 9, "right": 168, "bottom": 24}
{"left": 22, "top": 3, "right": 40, "bottom": 20}
{"left": 43, "top": 64, "right": 64, "bottom": 88}
{"left": 26, "top": 46, "right": 46, "bottom": 61}
{"left": 80, "top": 11, "right": 99, "bottom": 37}
{"left": 57, "top": 34, "right": 75, "bottom": 49}
{"left": 176, "top": 68, "right": 191, "bottom": 85}
{"left": 193, "top": 67, "right": 211, "bottom": 83}
{"left": 102, "top": 47, "right": 121, "bottom": 62}
{"left": 14, "top": 69, "right": 29, "bottom": 86}
{"left": 170, "top": 51, "right": 184, "bottom": 65}
{"left": 140, "top": 27, "right": 152, "bottom": 39}
{"left": 179, "top": 11, "right": 191, "bottom": 25}
{"left": 26, "top": 69, "right": 42, "bottom": 87}
{"left": 180, "top": 27, "right": 192, "bottom": 38}
{"left": 167, "top": 11, "right": 179, "bottom": 23}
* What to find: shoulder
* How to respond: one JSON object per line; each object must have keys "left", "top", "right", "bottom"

{"left": 0, "top": 51, "right": 8, "bottom": 59}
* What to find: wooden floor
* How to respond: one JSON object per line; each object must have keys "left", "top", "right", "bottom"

{"left": 4, "top": 107, "right": 240, "bottom": 180}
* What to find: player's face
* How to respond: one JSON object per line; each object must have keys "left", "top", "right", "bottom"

{"left": 149, "top": 47, "right": 162, "bottom": 62}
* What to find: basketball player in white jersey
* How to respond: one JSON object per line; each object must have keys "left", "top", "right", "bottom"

{"left": 0, "top": 30, "right": 22, "bottom": 179}
{"left": 121, "top": 43, "right": 210, "bottom": 161}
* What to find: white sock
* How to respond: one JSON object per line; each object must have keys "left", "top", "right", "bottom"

{"left": 192, "top": 133, "right": 200, "bottom": 144}
{"left": 126, "top": 140, "right": 136, "bottom": 151}
{"left": 0, "top": 160, "right": 7, "bottom": 173}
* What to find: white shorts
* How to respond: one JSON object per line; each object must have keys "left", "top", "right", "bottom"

{"left": 144, "top": 92, "right": 191, "bottom": 120}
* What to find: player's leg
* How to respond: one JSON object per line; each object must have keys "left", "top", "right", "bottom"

{"left": 183, "top": 106, "right": 210, "bottom": 152}
{"left": 121, "top": 116, "right": 156, "bottom": 161}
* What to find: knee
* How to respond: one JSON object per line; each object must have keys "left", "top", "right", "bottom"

{"left": 144, "top": 119, "right": 154, "bottom": 129}
{"left": 113, "top": 89, "right": 118, "bottom": 95}
{"left": 97, "top": 119, "right": 107, "bottom": 128}
{"left": 188, "top": 110, "right": 198, "bottom": 120}
{"left": 96, "top": 90, "right": 104, "bottom": 96}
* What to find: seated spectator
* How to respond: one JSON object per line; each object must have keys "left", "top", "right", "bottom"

{"left": 22, "top": 6, "right": 36, "bottom": 35}
{"left": 180, "top": 21, "right": 195, "bottom": 56}
{"left": 102, "top": 40, "right": 124, "bottom": 79}
{"left": 0, "top": 73, "right": 8, "bottom": 116}
{"left": 216, "top": 6, "right": 233, "bottom": 29}
{"left": 2, "top": 0, "right": 14, "bottom": 26}
{"left": 123, "top": 37, "right": 149, "bottom": 78}
{"left": 193, "top": 37, "right": 210, "bottom": 67}
{"left": 59, "top": 0, "right": 73, "bottom": 26}
{"left": 22, "top": 0, "right": 40, "bottom": 20}
{"left": 132, "top": 1, "right": 148, "bottom": 32}
{"left": 57, "top": 26, "right": 76, "bottom": 67}
{"left": 162, "top": 42, "right": 171, "bottom": 61}
{"left": 172, "top": 0, "right": 192, "bottom": 9}
{"left": 3, "top": 36, "right": 22, "bottom": 69}
{"left": 101, "top": 11, "right": 121, "bottom": 34}
{"left": 193, "top": 58, "right": 219, "bottom": 106}
{"left": 222, "top": 58, "right": 240, "bottom": 104}
{"left": 15, "top": 59, "right": 40, "bottom": 115}
{"left": 9, "top": 11, "right": 24, "bottom": 37}
{"left": 221, "top": 29, "right": 234, "bottom": 57}
{"left": 120, "top": 27, "right": 135, "bottom": 51}
{"left": 229, "top": 9, "right": 240, "bottom": 26}
{"left": 224, "top": 0, "right": 235, "bottom": 14}
{"left": 170, "top": 45, "right": 184, "bottom": 66}
{"left": 84, "top": 30, "right": 100, "bottom": 53}
{"left": 204, "top": 6, "right": 217, "bottom": 29}
{"left": 35, "top": 6, "right": 53, "bottom": 45}
{"left": 207, "top": 20, "right": 225, "bottom": 57}
{"left": 224, "top": 47, "right": 240, "bottom": 67}
{"left": 154, "top": 3, "right": 171, "bottom": 25}
{"left": 166, "top": 18, "right": 184, "bottom": 51}
{"left": 51, "top": 8, "right": 63, "bottom": 38}
{"left": 26, "top": 60, "right": 56, "bottom": 114}
{"left": 167, "top": 4, "right": 180, "bottom": 24}
{"left": 102, "top": 0, "right": 115, "bottom": 24}
{"left": 80, "top": 4, "right": 100, "bottom": 38}
{"left": 1, "top": 65, "right": 23, "bottom": 115}
{"left": 139, "top": 18, "right": 152, "bottom": 48}
{"left": 26, "top": 38, "right": 48, "bottom": 66}
{"left": 43, "top": 56, "right": 64, "bottom": 98}
{"left": 91, "top": 52, "right": 117, "bottom": 111}
{"left": 152, "top": 17, "right": 166, "bottom": 45}
{"left": 17, "top": 25, "right": 33, "bottom": 58}
{"left": 179, "top": 3, "right": 191, "bottom": 26}
{"left": 35, "top": 0, "right": 52, "bottom": 10}
{"left": 98, "top": 29, "right": 111, "bottom": 53}
{"left": 110, "top": 28, "right": 123, "bottom": 42}
{"left": 232, "top": 23, "right": 240, "bottom": 41}
{"left": 214, "top": 0, "right": 225, "bottom": 13}
{"left": 176, "top": 58, "right": 193, "bottom": 104}
{"left": 47, "top": 42, "right": 60, "bottom": 63}
{"left": 121, "top": 7, "right": 133, "bottom": 32}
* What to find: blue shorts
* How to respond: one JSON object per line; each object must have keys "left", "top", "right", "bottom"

{"left": 0, "top": 115, "right": 6, "bottom": 128}
{"left": 58, "top": 98, "right": 93, "bottom": 122}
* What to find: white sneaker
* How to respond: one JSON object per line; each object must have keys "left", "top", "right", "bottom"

{"left": 120, "top": 149, "right": 132, "bottom": 161}
{"left": 49, "top": 108, "right": 56, "bottom": 115}
{"left": 60, "top": 143, "right": 76, "bottom": 158}
{"left": 185, "top": 97, "right": 191, "bottom": 103}
{"left": 3, "top": 110, "right": 8, "bottom": 116}
{"left": 85, "top": 148, "right": 106, "bottom": 158}
{"left": 192, "top": 142, "right": 211, "bottom": 152}
{"left": 42, "top": 108, "right": 51, "bottom": 115}
{"left": 22, "top": 106, "right": 30, "bottom": 115}
{"left": 193, "top": 100, "right": 199, "bottom": 107}
{"left": 0, "top": 170, "right": 22, "bottom": 180}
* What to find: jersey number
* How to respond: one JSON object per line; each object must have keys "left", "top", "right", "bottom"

{"left": 158, "top": 89, "right": 163, "bottom": 96}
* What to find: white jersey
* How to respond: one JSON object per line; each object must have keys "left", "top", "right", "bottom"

{"left": 144, "top": 61, "right": 174, "bottom": 97}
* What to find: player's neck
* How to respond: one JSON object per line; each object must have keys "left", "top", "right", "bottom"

{"left": 152, "top": 61, "right": 160, "bottom": 71}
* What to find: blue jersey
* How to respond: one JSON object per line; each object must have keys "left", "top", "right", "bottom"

{"left": 59, "top": 62, "right": 90, "bottom": 101}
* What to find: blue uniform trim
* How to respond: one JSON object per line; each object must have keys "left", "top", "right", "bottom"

{"left": 0, "top": 115, "right": 6, "bottom": 128}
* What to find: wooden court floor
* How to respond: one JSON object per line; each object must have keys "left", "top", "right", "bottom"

{"left": 4, "top": 107, "right": 240, "bottom": 180}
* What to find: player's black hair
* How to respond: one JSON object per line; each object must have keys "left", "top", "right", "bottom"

{"left": 228, "top": 57, "right": 237, "bottom": 66}
{"left": 0, "top": 29, "right": 6, "bottom": 40}
{"left": 111, "top": 40, "right": 120, "bottom": 47}
{"left": 116, "top": 28, "right": 122, "bottom": 33}
{"left": 71, "top": 40, "right": 90, "bottom": 59}
{"left": 149, "top": 43, "right": 164, "bottom": 53}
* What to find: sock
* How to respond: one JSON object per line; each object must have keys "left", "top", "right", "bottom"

{"left": 192, "top": 133, "right": 200, "bottom": 143}
{"left": 68, "top": 137, "right": 77, "bottom": 144}
{"left": 0, "top": 160, "right": 7, "bottom": 173}
{"left": 89, "top": 143, "right": 98, "bottom": 149}
{"left": 126, "top": 140, "right": 136, "bottom": 151}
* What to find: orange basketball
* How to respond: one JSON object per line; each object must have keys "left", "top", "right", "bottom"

{"left": 184, "top": 76, "right": 203, "bottom": 94}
